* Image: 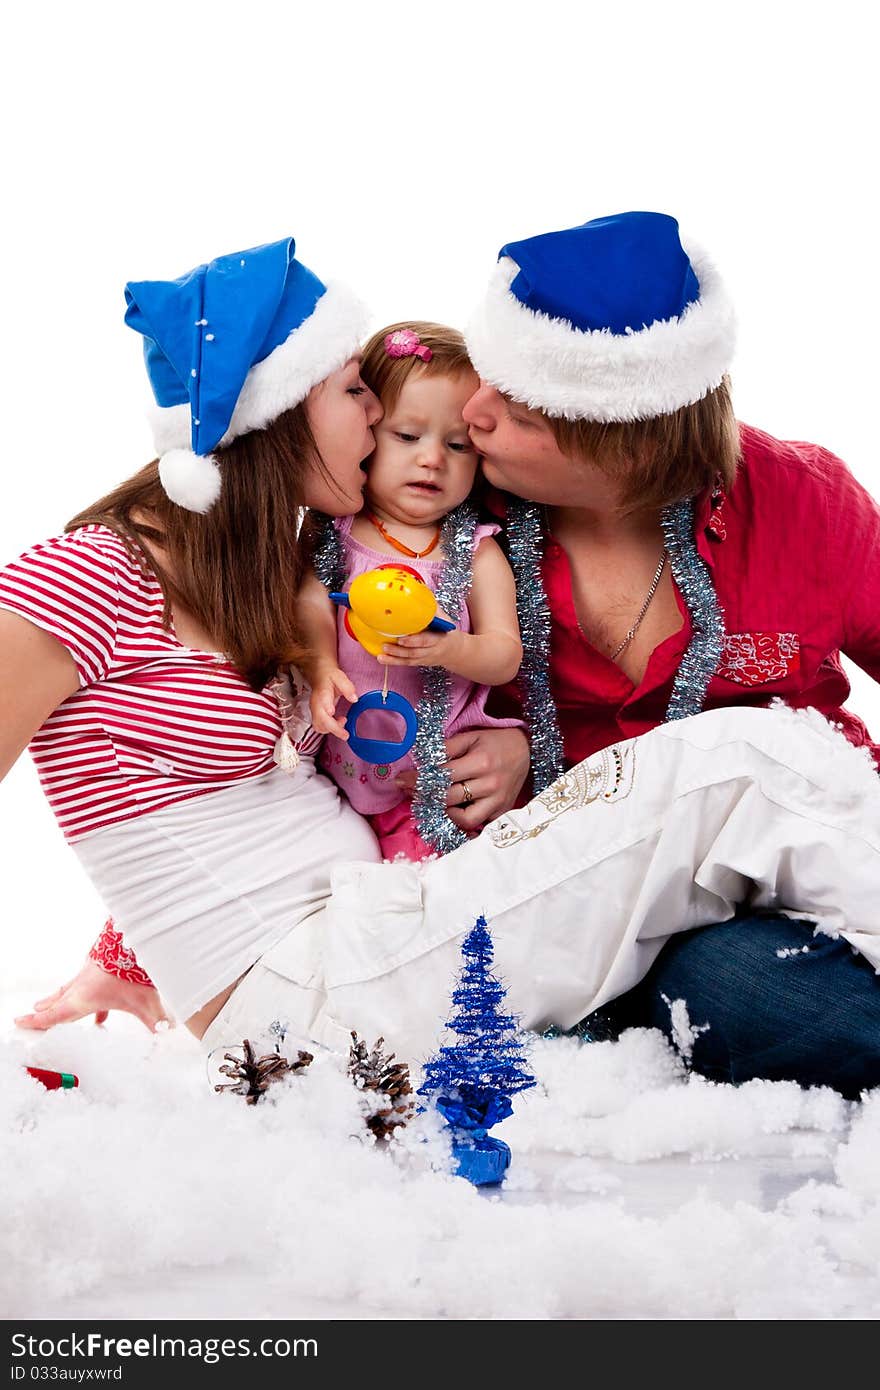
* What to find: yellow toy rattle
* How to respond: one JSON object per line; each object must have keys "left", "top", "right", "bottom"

{"left": 330, "top": 563, "right": 455, "bottom": 764}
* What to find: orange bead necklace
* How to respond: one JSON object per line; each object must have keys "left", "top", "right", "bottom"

{"left": 364, "top": 510, "right": 442, "bottom": 558}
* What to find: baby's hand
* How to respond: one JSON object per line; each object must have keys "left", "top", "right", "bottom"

{"left": 309, "top": 667, "right": 358, "bottom": 740}
{"left": 379, "top": 629, "right": 463, "bottom": 670}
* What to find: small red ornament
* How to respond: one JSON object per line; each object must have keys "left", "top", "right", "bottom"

{"left": 26, "top": 1066, "right": 79, "bottom": 1090}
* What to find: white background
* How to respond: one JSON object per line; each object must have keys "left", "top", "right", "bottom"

{"left": 2, "top": 0, "right": 877, "bottom": 988}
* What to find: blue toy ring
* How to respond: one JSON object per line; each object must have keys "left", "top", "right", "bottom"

{"left": 345, "top": 690, "right": 418, "bottom": 764}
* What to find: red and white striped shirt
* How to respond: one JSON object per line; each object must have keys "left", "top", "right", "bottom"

{"left": 0, "top": 524, "right": 321, "bottom": 842}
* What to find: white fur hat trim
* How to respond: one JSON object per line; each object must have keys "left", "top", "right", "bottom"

{"left": 464, "top": 244, "right": 736, "bottom": 422}
{"left": 149, "top": 280, "right": 370, "bottom": 458}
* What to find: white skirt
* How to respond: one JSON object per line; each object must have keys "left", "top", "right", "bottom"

{"left": 74, "top": 759, "right": 381, "bottom": 1020}
{"left": 201, "top": 705, "right": 880, "bottom": 1066}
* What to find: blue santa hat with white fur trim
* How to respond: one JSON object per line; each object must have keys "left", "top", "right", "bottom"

{"left": 124, "top": 238, "right": 370, "bottom": 512}
{"left": 465, "top": 211, "right": 736, "bottom": 423}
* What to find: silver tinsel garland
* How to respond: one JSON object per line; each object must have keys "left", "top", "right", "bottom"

{"left": 411, "top": 502, "right": 480, "bottom": 854}
{"left": 309, "top": 511, "right": 346, "bottom": 592}
{"left": 309, "top": 495, "right": 724, "bottom": 851}
{"left": 660, "top": 499, "right": 726, "bottom": 720}
{"left": 505, "top": 501, "right": 566, "bottom": 793}
{"left": 509, "top": 496, "right": 725, "bottom": 787}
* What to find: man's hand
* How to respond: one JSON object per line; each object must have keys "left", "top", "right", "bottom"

{"left": 395, "top": 725, "right": 530, "bottom": 830}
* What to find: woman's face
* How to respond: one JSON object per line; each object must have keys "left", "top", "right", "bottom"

{"left": 304, "top": 358, "right": 383, "bottom": 514}
{"left": 463, "top": 382, "right": 583, "bottom": 506}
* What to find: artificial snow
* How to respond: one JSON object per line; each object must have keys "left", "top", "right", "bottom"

{"left": 2, "top": 1000, "right": 878, "bottom": 1321}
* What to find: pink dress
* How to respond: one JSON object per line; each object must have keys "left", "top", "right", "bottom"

{"left": 319, "top": 516, "right": 523, "bottom": 860}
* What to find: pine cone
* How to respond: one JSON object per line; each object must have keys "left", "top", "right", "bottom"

{"left": 215, "top": 1038, "right": 313, "bottom": 1104}
{"left": 348, "top": 1031, "right": 415, "bottom": 1140}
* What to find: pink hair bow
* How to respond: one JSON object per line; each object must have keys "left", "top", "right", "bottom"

{"left": 384, "top": 328, "right": 433, "bottom": 362}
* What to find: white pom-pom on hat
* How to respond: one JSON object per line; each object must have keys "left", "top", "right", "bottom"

{"left": 158, "top": 449, "right": 222, "bottom": 514}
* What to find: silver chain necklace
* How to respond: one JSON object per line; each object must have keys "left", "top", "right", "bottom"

{"left": 609, "top": 549, "right": 668, "bottom": 660}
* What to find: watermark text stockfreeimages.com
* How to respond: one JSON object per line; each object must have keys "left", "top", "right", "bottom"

{"left": 11, "top": 1332, "right": 315, "bottom": 1367}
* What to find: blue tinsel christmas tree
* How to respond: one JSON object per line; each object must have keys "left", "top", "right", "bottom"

{"left": 418, "top": 915, "right": 535, "bottom": 1186}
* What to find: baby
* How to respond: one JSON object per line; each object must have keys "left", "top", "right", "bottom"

{"left": 298, "top": 322, "right": 523, "bottom": 860}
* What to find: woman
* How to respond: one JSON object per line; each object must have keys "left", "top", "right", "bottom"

{"left": 5, "top": 229, "right": 879, "bottom": 1085}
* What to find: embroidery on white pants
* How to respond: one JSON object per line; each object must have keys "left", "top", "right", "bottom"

{"left": 488, "top": 743, "right": 635, "bottom": 848}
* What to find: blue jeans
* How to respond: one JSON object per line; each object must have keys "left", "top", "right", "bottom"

{"left": 581, "top": 914, "right": 880, "bottom": 1098}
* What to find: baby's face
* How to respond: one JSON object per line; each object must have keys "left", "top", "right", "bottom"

{"left": 366, "top": 368, "right": 480, "bottom": 525}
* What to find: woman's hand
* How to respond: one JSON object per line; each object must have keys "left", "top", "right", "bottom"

{"left": 395, "top": 726, "right": 531, "bottom": 831}
{"left": 15, "top": 958, "right": 171, "bottom": 1033}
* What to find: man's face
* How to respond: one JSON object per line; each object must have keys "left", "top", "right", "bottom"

{"left": 462, "top": 382, "right": 582, "bottom": 506}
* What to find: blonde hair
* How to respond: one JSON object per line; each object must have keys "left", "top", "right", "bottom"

{"left": 548, "top": 376, "right": 741, "bottom": 514}
{"left": 360, "top": 321, "right": 475, "bottom": 410}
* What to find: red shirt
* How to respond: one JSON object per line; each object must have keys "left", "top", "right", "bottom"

{"left": 499, "top": 423, "right": 880, "bottom": 768}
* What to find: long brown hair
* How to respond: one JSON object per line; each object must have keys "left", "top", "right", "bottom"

{"left": 66, "top": 404, "right": 328, "bottom": 691}
{"left": 548, "top": 376, "right": 741, "bottom": 514}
